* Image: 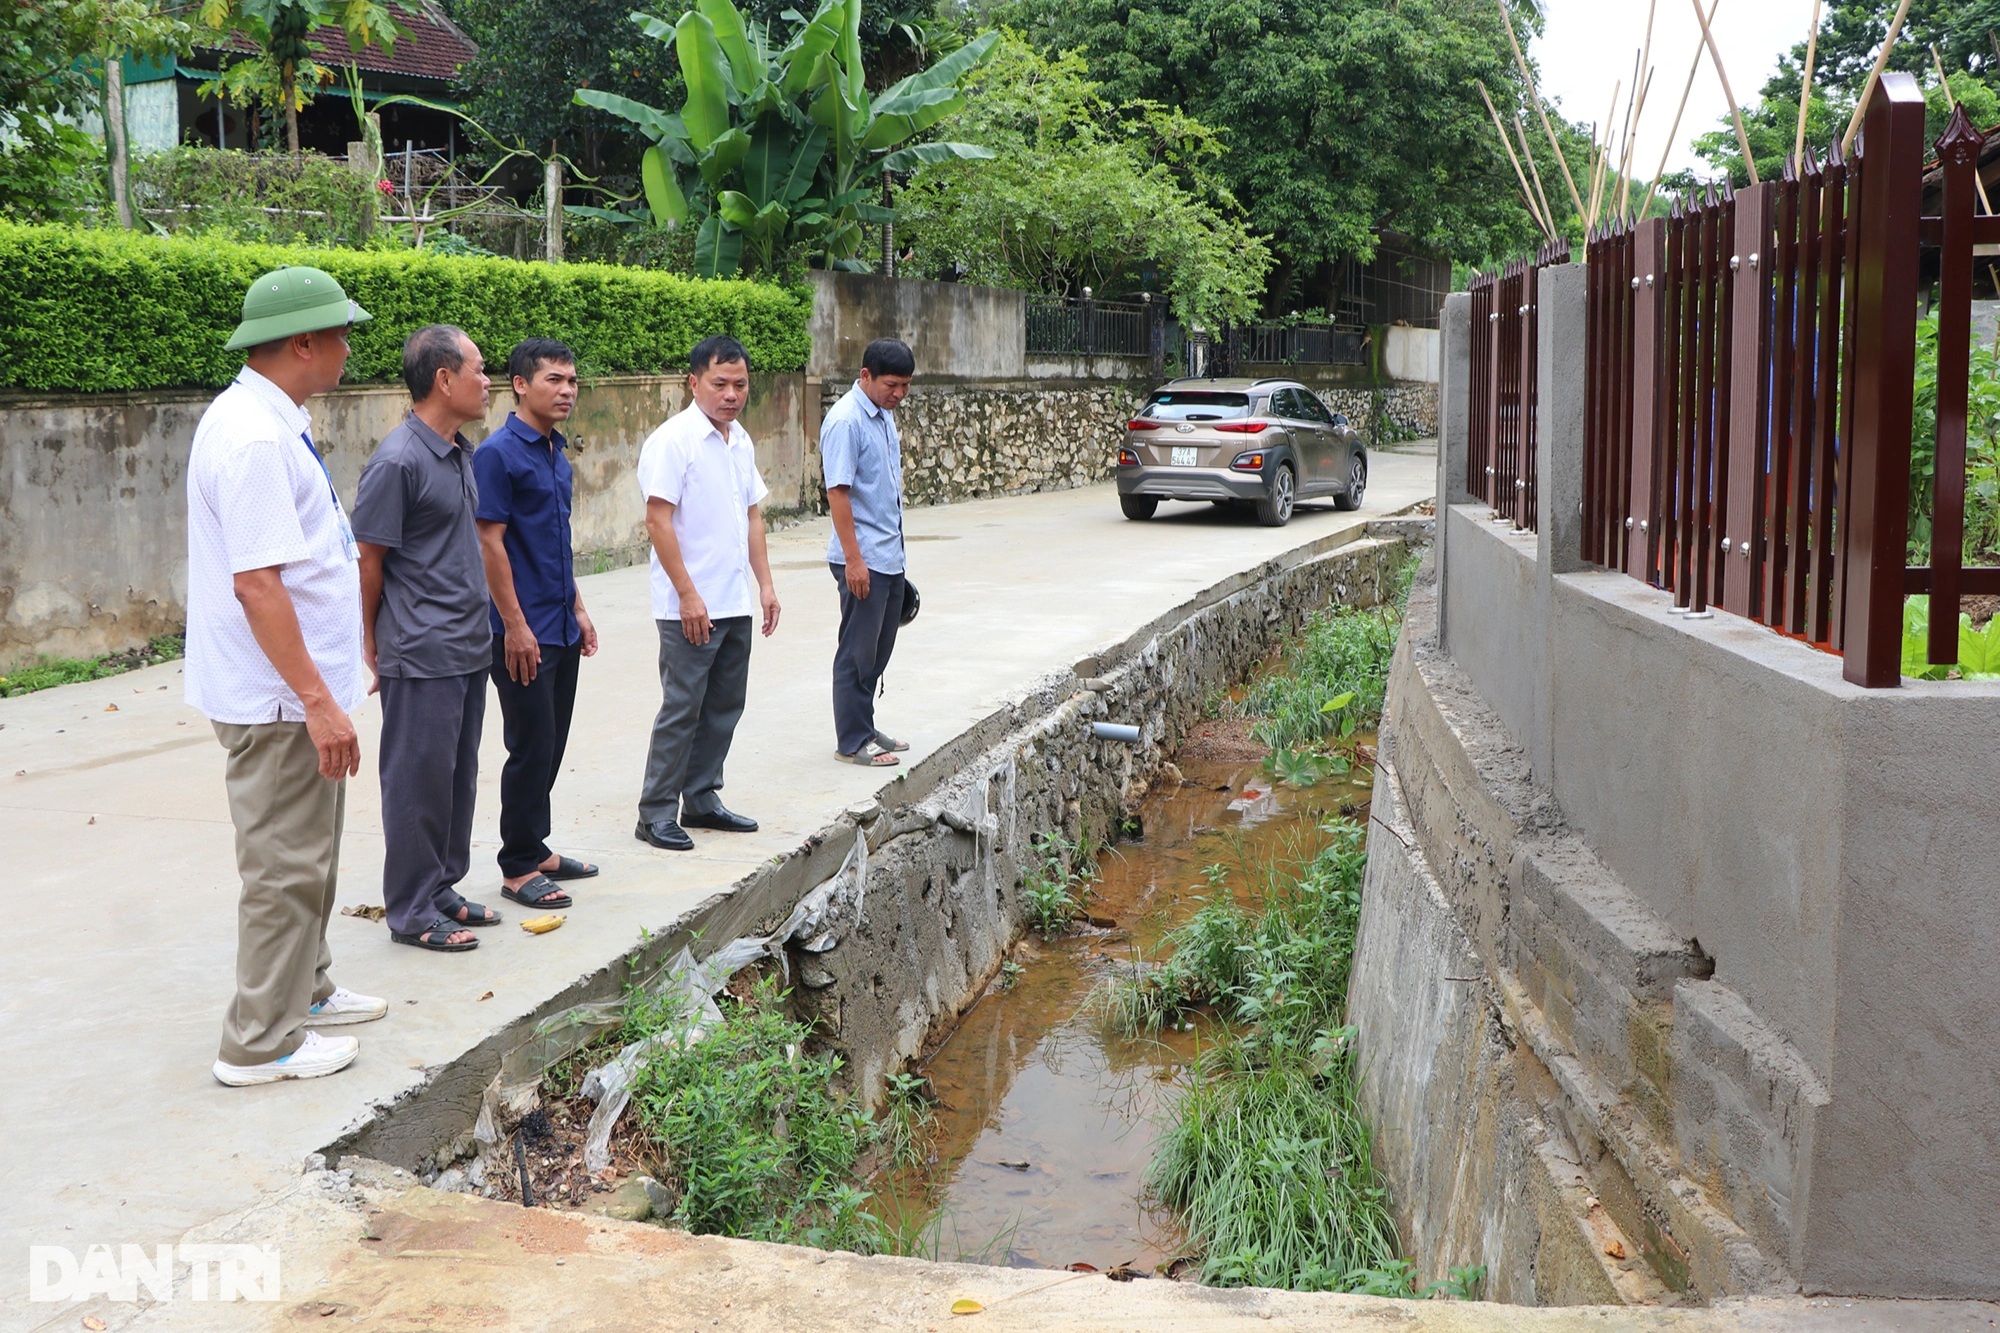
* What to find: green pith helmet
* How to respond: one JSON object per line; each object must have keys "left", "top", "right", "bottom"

{"left": 224, "top": 267, "right": 372, "bottom": 352}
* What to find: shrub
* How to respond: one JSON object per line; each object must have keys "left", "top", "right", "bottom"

{"left": 129, "top": 148, "right": 382, "bottom": 249}
{"left": 0, "top": 220, "right": 812, "bottom": 392}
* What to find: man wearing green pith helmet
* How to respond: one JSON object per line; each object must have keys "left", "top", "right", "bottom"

{"left": 186, "top": 267, "right": 391, "bottom": 1087}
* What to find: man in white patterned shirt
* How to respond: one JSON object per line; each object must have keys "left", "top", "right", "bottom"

{"left": 186, "top": 267, "right": 389, "bottom": 1086}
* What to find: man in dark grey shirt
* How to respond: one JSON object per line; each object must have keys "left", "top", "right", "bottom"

{"left": 353, "top": 326, "right": 497, "bottom": 953}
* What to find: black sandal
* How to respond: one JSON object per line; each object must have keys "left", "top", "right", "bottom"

{"left": 542, "top": 856, "right": 599, "bottom": 881}
{"left": 438, "top": 891, "right": 501, "bottom": 927}
{"left": 501, "top": 874, "right": 572, "bottom": 909}
{"left": 391, "top": 915, "right": 480, "bottom": 952}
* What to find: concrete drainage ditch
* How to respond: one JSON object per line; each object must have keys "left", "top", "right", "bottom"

{"left": 324, "top": 520, "right": 1425, "bottom": 1273}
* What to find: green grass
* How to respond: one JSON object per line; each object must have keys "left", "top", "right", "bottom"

{"left": 0, "top": 634, "right": 183, "bottom": 698}
{"left": 1237, "top": 554, "right": 1415, "bottom": 752}
{"left": 1120, "top": 822, "right": 1409, "bottom": 1290}
{"left": 1106, "top": 549, "right": 1484, "bottom": 1299}
{"left": 623, "top": 977, "right": 891, "bottom": 1253}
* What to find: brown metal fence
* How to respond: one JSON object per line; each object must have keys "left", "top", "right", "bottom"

{"left": 1467, "top": 240, "right": 1570, "bottom": 531}
{"left": 1565, "top": 70, "right": 1966, "bottom": 687}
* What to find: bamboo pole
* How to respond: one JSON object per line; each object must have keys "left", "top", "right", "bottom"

{"left": 1794, "top": 0, "right": 1823, "bottom": 171}
{"left": 1516, "top": 108, "right": 1562, "bottom": 238}
{"left": 1619, "top": 65, "right": 1656, "bottom": 224}
{"left": 1479, "top": 78, "right": 1556, "bottom": 238}
{"left": 1499, "top": 0, "right": 1587, "bottom": 219}
{"left": 1638, "top": 0, "right": 1723, "bottom": 223}
{"left": 1590, "top": 81, "right": 1620, "bottom": 228}
{"left": 1620, "top": 0, "right": 1659, "bottom": 221}
{"left": 1610, "top": 49, "right": 1641, "bottom": 223}
{"left": 1841, "top": 0, "right": 1914, "bottom": 156}
{"left": 1689, "top": 0, "right": 1759, "bottom": 184}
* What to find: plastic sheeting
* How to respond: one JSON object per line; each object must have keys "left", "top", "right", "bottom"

{"left": 474, "top": 823, "right": 875, "bottom": 1173}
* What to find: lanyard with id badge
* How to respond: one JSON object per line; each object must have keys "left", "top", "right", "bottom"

{"left": 302, "top": 429, "right": 359, "bottom": 561}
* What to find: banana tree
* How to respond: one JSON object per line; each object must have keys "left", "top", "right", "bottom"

{"left": 575, "top": 0, "right": 996, "bottom": 277}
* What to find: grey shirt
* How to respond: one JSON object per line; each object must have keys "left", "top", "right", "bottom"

{"left": 352, "top": 412, "right": 489, "bottom": 679}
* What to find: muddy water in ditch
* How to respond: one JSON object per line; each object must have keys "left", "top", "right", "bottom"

{"left": 873, "top": 748, "right": 1371, "bottom": 1271}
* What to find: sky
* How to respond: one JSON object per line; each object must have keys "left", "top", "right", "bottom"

{"left": 1532, "top": 0, "right": 1820, "bottom": 183}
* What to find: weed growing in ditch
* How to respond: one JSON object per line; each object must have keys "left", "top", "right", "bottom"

{"left": 1241, "top": 605, "right": 1400, "bottom": 752}
{"left": 623, "top": 977, "right": 889, "bottom": 1252}
{"left": 1021, "top": 831, "right": 1095, "bottom": 939}
{"left": 1111, "top": 821, "right": 1449, "bottom": 1293}
{"left": 879, "top": 1071, "right": 938, "bottom": 1170}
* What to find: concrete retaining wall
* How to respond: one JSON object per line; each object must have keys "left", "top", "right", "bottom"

{"left": 1364, "top": 269, "right": 2000, "bottom": 1301}
{"left": 0, "top": 374, "right": 810, "bottom": 669}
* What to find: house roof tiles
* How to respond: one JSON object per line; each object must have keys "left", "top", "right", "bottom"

{"left": 194, "top": 0, "right": 477, "bottom": 86}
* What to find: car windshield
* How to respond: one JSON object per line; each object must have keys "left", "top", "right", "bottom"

{"left": 1141, "top": 391, "right": 1252, "bottom": 422}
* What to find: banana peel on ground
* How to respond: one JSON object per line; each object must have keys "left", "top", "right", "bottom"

{"left": 520, "top": 913, "right": 566, "bottom": 935}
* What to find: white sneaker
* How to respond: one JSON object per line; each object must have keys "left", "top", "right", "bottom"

{"left": 212, "top": 1031, "right": 359, "bottom": 1087}
{"left": 306, "top": 986, "right": 388, "bottom": 1026}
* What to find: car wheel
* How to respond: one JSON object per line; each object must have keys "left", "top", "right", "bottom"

{"left": 1120, "top": 494, "right": 1159, "bottom": 521}
{"left": 1255, "top": 463, "right": 1295, "bottom": 527}
{"left": 1334, "top": 454, "right": 1368, "bottom": 511}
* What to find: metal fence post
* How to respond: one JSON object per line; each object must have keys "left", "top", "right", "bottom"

{"left": 1723, "top": 183, "right": 1775, "bottom": 618}
{"left": 1838, "top": 71, "right": 1925, "bottom": 687}
{"left": 1627, "top": 218, "right": 1665, "bottom": 577}
{"left": 1145, "top": 293, "right": 1164, "bottom": 379}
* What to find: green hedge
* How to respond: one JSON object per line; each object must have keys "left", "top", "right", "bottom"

{"left": 0, "top": 221, "right": 812, "bottom": 392}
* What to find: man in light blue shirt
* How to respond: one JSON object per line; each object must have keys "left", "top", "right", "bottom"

{"left": 824, "top": 338, "right": 915, "bottom": 766}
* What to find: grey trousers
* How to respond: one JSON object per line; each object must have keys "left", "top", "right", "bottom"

{"left": 212, "top": 720, "right": 343, "bottom": 1066}
{"left": 638, "top": 614, "right": 752, "bottom": 822}
{"left": 378, "top": 670, "right": 485, "bottom": 936}
{"left": 829, "top": 563, "right": 905, "bottom": 756}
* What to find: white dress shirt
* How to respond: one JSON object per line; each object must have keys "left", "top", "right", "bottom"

{"left": 635, "top": 402, "right": 770, "bottom": 621}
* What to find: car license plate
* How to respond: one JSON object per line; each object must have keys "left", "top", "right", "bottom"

{"left": 1172, "top": 446, "right": 1198, "bottom": 467}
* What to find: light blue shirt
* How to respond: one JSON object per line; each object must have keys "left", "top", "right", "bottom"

{"left": 821, "top": 381, "right": 905, "bottom": 575}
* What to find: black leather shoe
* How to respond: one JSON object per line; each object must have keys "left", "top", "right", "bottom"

{"left": 634, "top": 818, "right": 694, "bottom": 851}
{"left": 680, "top": 804, "right": 759, "bottom": 833}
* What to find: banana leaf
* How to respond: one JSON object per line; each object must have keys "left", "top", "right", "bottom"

{"left": 695, "top": 213, "right": 743, "bottom": 277}
{"left": 676, "top": 10, "right": 734, "bottom": 150}
{"left": 698, "top": 0, "right": 762, "bottom": 95}
{"left": 641, "top": 145, "right": 688, "bottom": 226}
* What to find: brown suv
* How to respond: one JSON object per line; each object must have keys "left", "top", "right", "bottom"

{"left": 1115, "top": 377, "right": 1366, "bottom": 527}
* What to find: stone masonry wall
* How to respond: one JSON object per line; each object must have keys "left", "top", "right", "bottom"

{"left": 819, "top": 378, "right": 1146, "bottom": 507}
{"left": 1318, "top": 382, "right": 1439, "bottom": 443}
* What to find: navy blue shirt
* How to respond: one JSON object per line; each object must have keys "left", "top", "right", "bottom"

{"left": 473, "top": 413, "right": 580, "bottom": 647}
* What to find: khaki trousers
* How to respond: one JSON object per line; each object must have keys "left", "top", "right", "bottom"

{"left": 212, "top": 720, "right": 344, "bottom": 1066}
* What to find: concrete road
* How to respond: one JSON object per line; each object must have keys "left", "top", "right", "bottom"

{"left": 1, "top": 450, "right": 1433, "bottom": 1314}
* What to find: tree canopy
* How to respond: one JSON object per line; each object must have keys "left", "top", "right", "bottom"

{"left": 0, "top": 0, "right": 186, "bottom": 218}
{"left": 1690, "top": 0, "right": 2000, "bottom": 186}
{"left": 996, "top": 0, "right": 1561, "bottom": 306}
{"left": 894, "top": 30, "right": 1272, "bottom": 324}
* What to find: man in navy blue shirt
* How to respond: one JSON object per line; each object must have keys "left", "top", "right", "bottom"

{"left": 473, "top": 338, "right": 600, "bottom": 911}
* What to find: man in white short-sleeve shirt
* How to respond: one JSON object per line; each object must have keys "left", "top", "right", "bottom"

{"left": 186, "top": 266, "right": 388, "bottom": 1087}
{"left": 632, "top": 335, "right": 781, "bottom": 851}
